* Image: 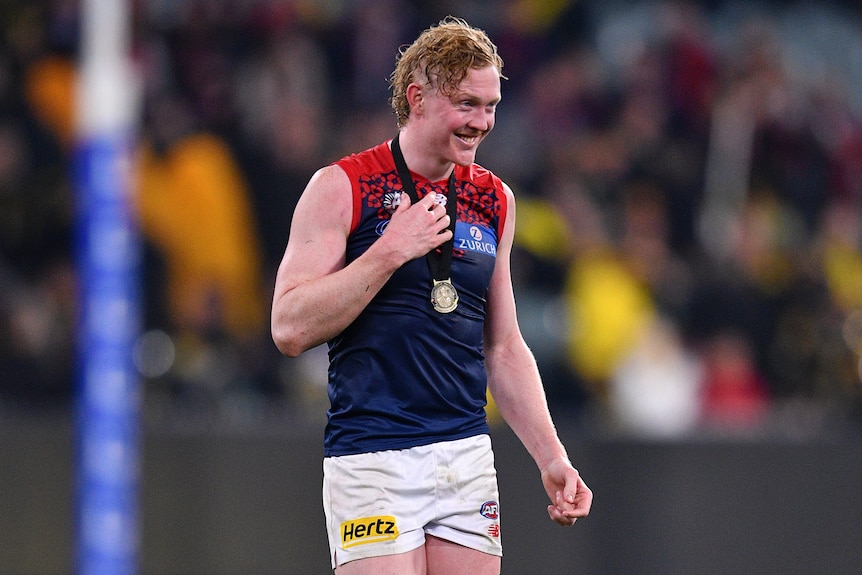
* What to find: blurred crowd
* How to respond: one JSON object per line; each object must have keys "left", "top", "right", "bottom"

{"left": 2, "top": 0, "right": 862, "bottom": 438}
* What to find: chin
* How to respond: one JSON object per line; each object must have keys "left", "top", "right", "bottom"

{"left": 451, "top": 147, "right": 479, "bottom": 167}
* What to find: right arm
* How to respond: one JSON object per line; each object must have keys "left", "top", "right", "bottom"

{"left": 271, "top": 163, "right": 452, "bottom": 356}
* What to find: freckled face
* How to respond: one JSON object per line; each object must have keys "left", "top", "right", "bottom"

{"left": 420, "top": 65, "right": 501, "bottom": 168}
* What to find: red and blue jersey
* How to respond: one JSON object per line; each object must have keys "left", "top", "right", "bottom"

{"left": 324, "top": 140, "right": 507, "bottom": 457}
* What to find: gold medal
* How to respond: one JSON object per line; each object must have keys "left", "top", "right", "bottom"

{"left": 431, "top": 279, "right": 458, "bottom": 313}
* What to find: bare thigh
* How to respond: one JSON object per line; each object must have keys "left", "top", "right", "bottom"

{"left": 334, "top": 536, "right": 500, "bottom": 575}
{"left": 335, "top": 546, "right": 426, "bottom": 575}
{"left": 425, "top": 535, "right": 501, "bottom": 575}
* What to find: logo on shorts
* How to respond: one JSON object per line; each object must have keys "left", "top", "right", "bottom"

{"left": 340, "top": 515, "right": 399, "bottom": 548}
{"left": 479, "top": 501, "right": 499, "bottom": 520}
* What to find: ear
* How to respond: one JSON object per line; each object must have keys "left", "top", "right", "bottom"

{"left": 406, "top": 82, "right": 424, "bottom": 115}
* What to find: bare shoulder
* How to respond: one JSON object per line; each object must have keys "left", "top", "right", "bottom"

{"left": 276, "top": 164, "right": 352, "bottom": 286}
{"left": 310, "top": 163, "right": 352, "bottom": 192}
{"left": 298, "top": 164, "right": 352, "bottom": 219}
{"left": 287, "top": 164, "right": 353, "bottom": 242}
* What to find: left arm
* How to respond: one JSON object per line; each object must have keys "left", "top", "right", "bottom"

{"left": 484, "top": 183, "right": 593, "bottom": 526}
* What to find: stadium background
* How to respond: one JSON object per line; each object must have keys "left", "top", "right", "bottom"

{"left": 2, "top": 0, "right": 862, "bottom": 573}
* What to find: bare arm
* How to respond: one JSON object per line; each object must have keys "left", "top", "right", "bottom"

{"left": 271, "top": 163, "right": 453, "bottom": 357}
{"left": 484, "top": 183, "right": 593, "bottom": 525}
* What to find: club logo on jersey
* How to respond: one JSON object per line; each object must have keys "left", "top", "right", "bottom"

{"left": 382, "top": 191, "right": 402, "bottom": 213}
{"left": 340, "top": 515, "right": 399, "bottom": 548}
{"left": 479, "top": 500, "right": 499, "bottom": 520}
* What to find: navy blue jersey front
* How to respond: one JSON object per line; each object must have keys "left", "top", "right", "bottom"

{"left": 323, "top": 140, "right": 508, "bottom": 457}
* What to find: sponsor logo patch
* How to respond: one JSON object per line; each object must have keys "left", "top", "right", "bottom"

{"left": 487, "top": 523, "right": 501, "bottom": 538}
{"left": 340, "top": 515, "right": 399, "bottom": 548}
{"left": 457, "top": 225, "right": 497, "bottom": 255}
{"left": 479, "top": 500, "right": 499, "bottom": 520}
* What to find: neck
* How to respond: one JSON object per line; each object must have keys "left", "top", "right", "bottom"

{"left": 394, "top": 129, "right": 454, "bottom": 182}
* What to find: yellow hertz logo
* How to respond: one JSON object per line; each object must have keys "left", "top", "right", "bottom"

{"left": 340, "top": 515, "right": 399, "bottom": 548}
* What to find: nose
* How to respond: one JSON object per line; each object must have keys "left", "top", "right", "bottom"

{"left": 468, "top": 107, "right": 494, "bottom": 133}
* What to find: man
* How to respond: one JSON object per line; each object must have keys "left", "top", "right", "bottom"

{"left": 271, "top": 17, "right": 592, "bottom": 575}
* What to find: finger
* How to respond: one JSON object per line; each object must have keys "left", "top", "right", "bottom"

{"left": 556, "top": 490, "right": 574, "bottom": 510}
{"left": 552, "top": 491, "right": 573, "bottom": 521}
{"left": 547, "top": 504, "right": 563, "bottom": 524}
{"left": 547, "top": 504, "right": 577, "bottom": 526}
{"left": 556, "top": 489, "right": 585, "bottom": 519}
{"left": 571, "top": 476, "right": 593, "bottom": 516}
{"left": 429, "top": 198, "right": 448, "bottom": 220}
{"left": 417, "top": 191, "right": 438, "bottom": 209}
{"left": 394, "top": 192, "right": 411, "bottom": 214}
{"left": 437, "top": 214, "right": 452, "bottom": 231}
{"left": 436, "top": 227, "right": 453, "bottom": 242}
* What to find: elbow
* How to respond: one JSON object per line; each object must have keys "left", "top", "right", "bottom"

{"left": 273, "top": 338, "right": 301, "bottom": 358}
{"left": 271, "top": 323, "right": 308, "bottom": 358}
{"left": 271, "top": 295, "right": 310, "bottom": 357}
{"left": 271, "top": 292, "right": 331, "bottom": 356}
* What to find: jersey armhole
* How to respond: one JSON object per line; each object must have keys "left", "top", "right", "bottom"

{"left": 495, "top": 176, "right": 508, "bottom": 240}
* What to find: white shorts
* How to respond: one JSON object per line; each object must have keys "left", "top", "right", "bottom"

{"left": 322, "top": 434, "right": 502, "bottom": 568}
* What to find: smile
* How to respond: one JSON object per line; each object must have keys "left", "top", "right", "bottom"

{"left": 456, "top": 134, "right": 480, "bottom": 145}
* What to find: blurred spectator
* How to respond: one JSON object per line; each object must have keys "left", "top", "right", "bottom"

{"left": 0, "top": 257, "right": 76, "bottom": 408}
{"left": 135, "top": 93, "right": 269, "bottom": 407}
{"left": 609, "top": 317, "right": 703, "bottom": 438}
{"left": 1, "top": 0, "right": 862, "bottom": 434}
{"left": 564, "top": 246, "right": 657, "bottom": 400}
{"left": 699, "top": 330, "right": 770, "bottom": 431}
{"left": 0, "top": 4, "right": 75, "bottom": 408}
{"left": 135, "top": 93, "right": 264, "bottom": 340}
{"left": 231, "top": 17, "right": 332, "bottom": 275}
{"left": 24, "top": 54, "right": 76, "bottom": 149}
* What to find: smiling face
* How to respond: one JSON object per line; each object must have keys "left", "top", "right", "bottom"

{"left": 407, "top": 65, "right": 501, "bottom": 173}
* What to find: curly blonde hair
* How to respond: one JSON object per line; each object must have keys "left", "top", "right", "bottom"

{"left": 389, "top": 16, "right": 505, "bottom": 128}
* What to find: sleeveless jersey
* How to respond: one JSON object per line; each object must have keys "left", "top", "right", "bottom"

{"left": 323, "top": 140, "right": 508, "bottom": 457}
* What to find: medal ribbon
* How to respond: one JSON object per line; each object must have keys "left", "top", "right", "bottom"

{"left": 390, "top": 134, "right": 457, "bottom": 283}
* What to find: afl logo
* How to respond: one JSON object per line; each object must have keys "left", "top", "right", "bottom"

{"left": 470, "top": 226, "right": 483, "bottom": 242}
{"left": 479, "top": 501, "right": 499, "bottom": 520}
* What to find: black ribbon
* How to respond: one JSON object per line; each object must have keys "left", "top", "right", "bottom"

{"left": 390, "top": 134, "right": 457, "bottom": 282}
